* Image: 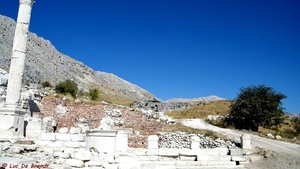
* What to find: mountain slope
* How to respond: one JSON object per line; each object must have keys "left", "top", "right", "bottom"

{"left": 0, "top": 15, "right": 156, "bottom": 104}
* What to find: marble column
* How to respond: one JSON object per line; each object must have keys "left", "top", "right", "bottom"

{"left": 6, "top": 0, "right": 34, "bottom": 105}
{"left": 0, "top": 0, "right": 34, "bottom": 140}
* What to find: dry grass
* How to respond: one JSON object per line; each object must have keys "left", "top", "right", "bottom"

{"left": 166, "top": 100, "right": 232, "bottom": 119}
{"left": 96, "top": 85, "right": 136, "bottom": 107}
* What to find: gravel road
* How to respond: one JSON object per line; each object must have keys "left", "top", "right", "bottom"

{"left": 181, "top": 119, "right": 300, "bottom": 169}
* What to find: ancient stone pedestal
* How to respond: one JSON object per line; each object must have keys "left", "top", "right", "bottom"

{"left": 86, "top": 130, "right": 118, "bottom": 153}
{"left": 190, "top": 135, "right": 200, "bottom": 149}
{"left": 148, "top": 135, "right": 159, "bottom": 149}
{"left": 240, "top": 134, "right": 252, "bottom": 149}
{"left": 0, "top": 106, "right": 26, "bottom": 140}
{"left": 116, "top": 131, "right": 128, "bottom": 152}
{"left": 24, "top": 117, "right": 42, "bottom": 139}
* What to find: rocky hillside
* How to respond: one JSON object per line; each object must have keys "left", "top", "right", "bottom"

{"left": 0, "top": 15, "right": 156, "bottom": 104}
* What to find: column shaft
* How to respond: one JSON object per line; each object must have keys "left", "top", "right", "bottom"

{"left": 5, "top": 0, "right": 33, "bottom": 105}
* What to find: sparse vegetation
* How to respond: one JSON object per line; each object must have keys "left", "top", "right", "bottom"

{"left": 55, "top": 79, "right": 78, "bottom": 98}
{"left": 291, "top": 114, "right": 300, "bottom": 133}
{"left": 41, "top": 81, "right": 52, "bottom": 88}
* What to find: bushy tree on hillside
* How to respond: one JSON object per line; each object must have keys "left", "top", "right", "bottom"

{"left": 229, "top": 85, "right": 286, "bottom": 131}
{"left": 55, "top": 80, "right": 78, "bottom": 98}
{"left": 89, "top": 88, "right": 99, "bottom": 101}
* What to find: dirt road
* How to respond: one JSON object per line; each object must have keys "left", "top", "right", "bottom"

{"left": 181, "top": 119, "right": 300, "bottom": 169}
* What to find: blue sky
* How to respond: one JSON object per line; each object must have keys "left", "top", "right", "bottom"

{"left": 1, "top": 0, "right": 300, "bottom": 114}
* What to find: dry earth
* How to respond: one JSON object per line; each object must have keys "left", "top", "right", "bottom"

{"left": 181, "top": 119, "right": 300, "bottom": 169}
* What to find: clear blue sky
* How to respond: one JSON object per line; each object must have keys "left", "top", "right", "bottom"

{"left": 1, "top": 0, "right": 300, "bottom": 114}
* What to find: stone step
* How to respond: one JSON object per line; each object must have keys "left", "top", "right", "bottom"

{"left": 140, "top": 161, "right": 241, "bottom": 169}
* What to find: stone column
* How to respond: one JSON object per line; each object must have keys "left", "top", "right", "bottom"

{"left": 6, "top": 0, "right": 34, "bottom": 105}
{"left": 0, "top": 0, "right": 34, "bottom": 140}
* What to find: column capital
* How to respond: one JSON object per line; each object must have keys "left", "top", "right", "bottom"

{"left": 20, "top": 0, "right": 34, "bottom": 6}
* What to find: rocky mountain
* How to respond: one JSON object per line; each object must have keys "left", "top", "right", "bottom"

{"left": 0, "top": 15, "right": 156, "bottom": 104}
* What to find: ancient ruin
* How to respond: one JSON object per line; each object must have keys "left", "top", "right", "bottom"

{"left": 0, "top": 1, "right": 259, "bottom": 169}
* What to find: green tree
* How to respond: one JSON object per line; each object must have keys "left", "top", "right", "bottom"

{"left": 55, "top": 79, "right": 78, "bottom": 98}
{"left": 229, "top": 85, "right": 286, "bottom": 131}
{"left": 89, "top": 88, "right": 99, "bottom": 101}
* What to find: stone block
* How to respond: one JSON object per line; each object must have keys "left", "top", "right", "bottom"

{"left": 56, "top": 133, "right": 70, "bottom": 141}
{"left": 86, "top": 161, "right": 106, "bottom": 167}
{"left": 146, "top": 149, "right": 158, "bottom": 155}
{"left": 179, "top": 156, "right": 196, "bottom": 161}
{"left": 197, "top": 155, "right": 230, "bottom": 162}
{"left": 159, "top": 148, "right": 178, "bottom": 157}
{"left": 219, "top": 155, "right": 232, "bottom": 161}
{"left": 179, "top": 149, "right": 198, "bottom": 156}
{"left": 240, "top": 134, "right": 252, "bottom": 149}
{"left": 69, "top": 127, "right": 81, "bottom": 134}
{"left": 116, "top": 130, "right": 128, "bottom": 152}
{"left": 58, "top": 127, "right": 69, "bottom": 133}
{"left": 10, "top": 146, "right": 24, "bottom": 153}
{"left": 126, "top": 148, "right": 135, "bottom": 154}
{"left": 41, "top": 133, "right": 56, "bottom": 141}
{"left": 147, "top": 135, "right": 159, "bottom": 149}
{"left": 35, "top": 140, "right": 52, "bottom": 147}
{"left": 190, "top": 135, "right": 200, "bottom": 149}
{"left": 70, "top": 134, "right": 85, "bottom": 142}
{"left": 114, "top": 153, "right": 140, "bottom": 169}
{"left": 25, "top": 118, "right": 42, "bottom": 139}
{"left": 63, "top": 141, "right": 81, "bottom": 148}
{"left": 134, "top": 148, "right": 147, "bottom": 156}
{"left": 198, "top": 148, "right": 228, "bottom": 156}
{"left": 42, "top": 148, "right": 54, "bottom": 155}
{"left": 50, "top": 141, "right": 63, "bottom": 148}
{"left": 23, "top": 145, "right": 37, "bottom": 151}
{"left": 75, "top": 149, "right": 91, "bottom": 161}
{"left": 231, "top": 156, "right": 246, "bottom": 162}
{"left": 230, "top": 148, "right": 252, "bottom": 156}
{"left": 66, "top": 159, "right": 84, "bottom": 168}
{"left": 86, "top": 130, "right": 117, "bottom": 154}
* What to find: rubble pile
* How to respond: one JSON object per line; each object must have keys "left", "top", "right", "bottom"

{"left": 158, "top": 132, "right": 238, "bottom": 149}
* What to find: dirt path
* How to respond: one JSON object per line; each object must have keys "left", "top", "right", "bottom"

{"left": 180, "top": 119, "right": 300, "bottom": 169}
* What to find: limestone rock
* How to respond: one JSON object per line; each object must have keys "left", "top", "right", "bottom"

{"left": 267, "top": 133, "right": 275, "bottom": 139}
{"left": 55, "top": 104, "right": 68, "bottom": 115}
{"left": 66, "top": 159, "right": 84, "bottom": 168}
{"left": 75, "top": 149, "right": 91, "bottom": 161}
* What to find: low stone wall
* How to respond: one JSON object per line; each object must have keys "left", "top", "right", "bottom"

{"left": 0, "top": 128, "right": 255, "bottom": 169}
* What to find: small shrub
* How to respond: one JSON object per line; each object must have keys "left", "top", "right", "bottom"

{"left": 41, "top": 81, "right": 52, "bottom": 88}
{"left": 204, "top": 130, "right": 215, "bottom": 137}
{"left": 89, "top": 88, "right": 99, "bottom": 101}
{"left": 55, "top": 80, "right": 78, "bottom": 98}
